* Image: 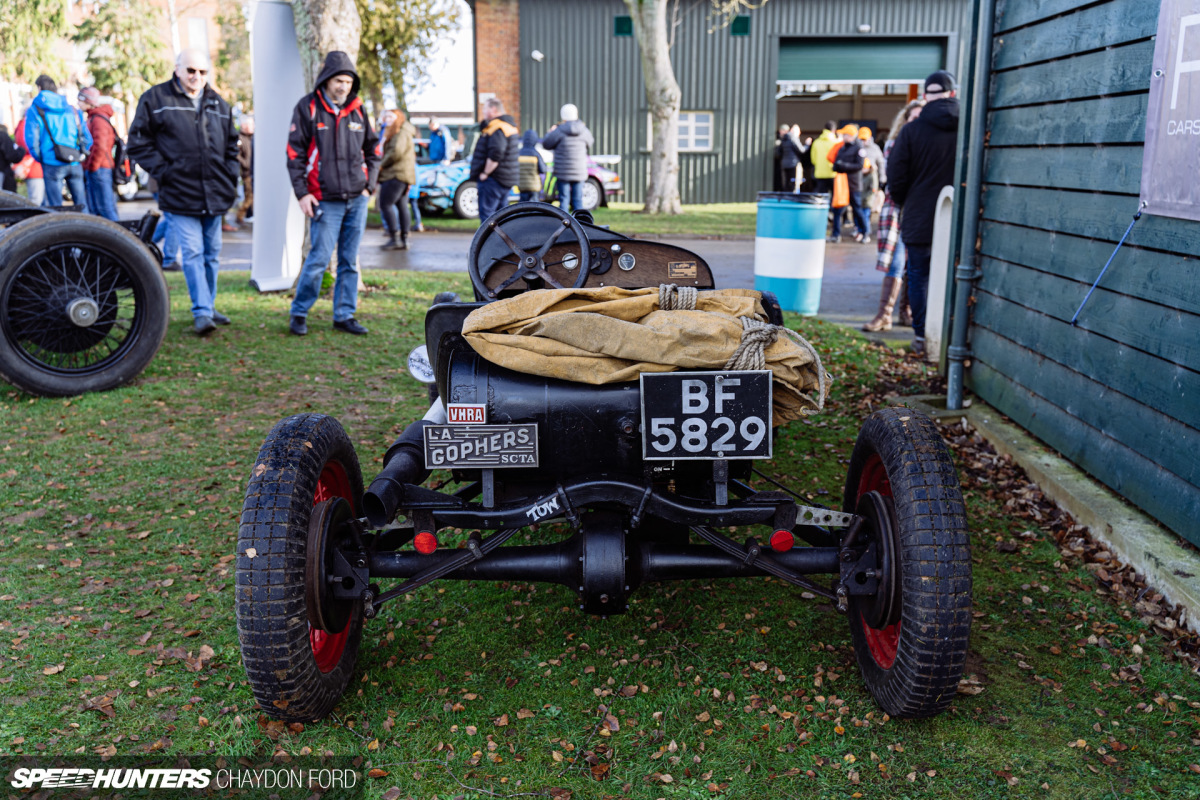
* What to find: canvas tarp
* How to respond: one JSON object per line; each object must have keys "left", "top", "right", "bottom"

{"left": 461, "top": 286, "right": 829, "bottom": 424}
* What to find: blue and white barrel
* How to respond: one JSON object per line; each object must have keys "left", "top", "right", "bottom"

{"left": 753, "top": 192, "right": 829, "bottom": 316}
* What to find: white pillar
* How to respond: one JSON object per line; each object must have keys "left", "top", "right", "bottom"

{"left": 927, "top": 187, "right": 956, "bottom": 370}
{"left": 249, "top": 0, "right": 307, "bottom": 292}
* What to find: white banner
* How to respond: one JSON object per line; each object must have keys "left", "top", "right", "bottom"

{"left": 249, "top": 0, "right": 307, "bottom": 291}
{"left": 1141, "top": 0, "right": 1200, "bottom": 221}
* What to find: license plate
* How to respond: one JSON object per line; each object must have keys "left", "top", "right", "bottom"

{"left": 639, "top": 371, "right": 772, "bottom": 460}
{"left": 424, "top": 424, "right": 539, "bottom": 469}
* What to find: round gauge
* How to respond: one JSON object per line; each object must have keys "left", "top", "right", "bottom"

{"left": 406, "top": 344, "right": 435, "bottom": 384}
{"left": 618, "top": 252, "right": 637, "bottom": 271}
{"left": 562, "top": 253, "right": 579, "bottom": 271}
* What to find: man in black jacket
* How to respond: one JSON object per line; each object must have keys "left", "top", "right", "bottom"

{"left": 128, "top": 49, "right": 238, "bottom": 336}
{"left": 832, "top": 124, "right": 870, "bottom": 243}
{"left": 470, "top": 97, "right": 519, "bottom": 222}
{"left": 887, "top": 70, "right": 960, "bottom": 357}
{"left": 285, "top": 51, "right": 380, "bottom": 336}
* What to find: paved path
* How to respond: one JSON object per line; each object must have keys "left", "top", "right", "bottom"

{"left": 122, "top": 200, "right": 909, "bottom": 344}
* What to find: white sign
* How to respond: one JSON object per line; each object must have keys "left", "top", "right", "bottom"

{"left": 1141, "top": 0, "right": 1200, "bottom": 221}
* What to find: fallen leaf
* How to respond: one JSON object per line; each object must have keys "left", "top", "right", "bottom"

{"left": 43, "top": 664, "right": 65, "bottom": 675}
{"left": 366, "top": 769, "right": 388, "bottom": 779}
{"left": 244, "top": 547, "right": 257, "bottom": 559}
{"left": 517, "top": 708, "right": 535, "bottom": 719}
{"left": 381, "top": 788, "right": 402, "bottom": 800}
{"left": 494, "top": 714, "right": 509, "bottom": 726}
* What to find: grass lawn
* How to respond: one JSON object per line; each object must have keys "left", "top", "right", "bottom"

{"left": 377, "top": 202, "right": 758, "bottom": 238}
{"left": 1, "top": 271, "right": 1197, "bottom": 799}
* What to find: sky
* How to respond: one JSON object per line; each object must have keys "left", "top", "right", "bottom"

{"left": 405, "top": 0, "right": 475, "bottom": 114}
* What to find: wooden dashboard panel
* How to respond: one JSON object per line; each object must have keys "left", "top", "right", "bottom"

{"left": 482, "top": 241, "right": 715, "bottom": 294}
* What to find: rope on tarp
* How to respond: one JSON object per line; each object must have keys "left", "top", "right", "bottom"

{"left": 658, "top": 283, "right": 698, "bottom": 310}
{"left": 656, "top": 284, "right": 829, "bottom": 413}
{"left": 1070, "top": 202, "right": 1147, "bottom": 326}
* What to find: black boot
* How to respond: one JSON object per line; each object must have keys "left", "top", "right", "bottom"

{"left": 381, "top": 232, "right": 398, "bottom": 249}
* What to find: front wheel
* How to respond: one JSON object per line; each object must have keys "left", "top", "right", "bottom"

{"left": 237, "top": 414, "right": 366, "bottom": 722}
{"left": 843, "top": 408, "right": 971, "bottom": 719}
{"left": 581, "top": 177, "right": 603, "bottom": 210}
{"left": 453, "top": 180, "right": 479, "bottom": 219}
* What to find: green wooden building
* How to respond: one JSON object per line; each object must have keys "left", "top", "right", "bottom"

{"left": 952, "top": 0, "right": 1199, "bottom": 546}
{"left": 480, "top": 0, "right": 972, "bottom": 204}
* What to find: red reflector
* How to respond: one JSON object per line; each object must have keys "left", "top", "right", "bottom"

{"left": 770, "top": 530, "right": 794, "bottom": 552}
{"left": 414, "top": 531, "right": 438, "bottom": 554}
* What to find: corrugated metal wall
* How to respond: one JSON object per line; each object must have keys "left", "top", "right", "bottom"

{"left": 518, "top": 0, "right": 970, "bottom": 205}
{"left": 968, "top": 0, "right": 1200, "bottom": 545}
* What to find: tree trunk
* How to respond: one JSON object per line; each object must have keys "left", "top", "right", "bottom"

{"left": 293, "top": 0, "right": 362, "bottom": 89}
{"left": 625, "top": 0, "right": 682, "bottom": 215}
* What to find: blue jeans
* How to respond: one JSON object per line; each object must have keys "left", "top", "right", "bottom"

{"left": 25, "top": 178, "right": 44, "bottom": 206}
{"left": 43, "top": 162, "right": 87, "bottom": 212}
{"left": 559, "top": 180, "right": 583, "bottom": 214}
{"left": 85, "top": 169, "right": 118, "bottom": 221}
{"left": 167, "top": 212, "right": 223, "bottom": 320}
{"left": 410, "top": 196, "right": 422, "bottom": 229}
{"left": 476, "top": 177, "right": 508, "bottom": 222}
{"left": 291, "top": 194, "right": 369, "bottom": 322}
{"left": 152, "top": 194, "right": 181, "bottom": 265}
{"left": 833, "top": 190, "right": 869, "bottom": 238}
{"left": 906, "top": 243, "right": 932, "bottom": 339}
{"left": 886, "top": 238, "right": 907, "bottom": 279}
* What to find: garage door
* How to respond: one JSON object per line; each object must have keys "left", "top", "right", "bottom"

{"left": 779, "top": 38, "right": 946, "bottom": 83}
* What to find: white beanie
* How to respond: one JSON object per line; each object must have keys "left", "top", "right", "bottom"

{"left": 560, "top": 103, "right": 579, "bottom": 122}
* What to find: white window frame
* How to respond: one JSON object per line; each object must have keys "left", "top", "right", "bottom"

{"left": 645, "top": 110, "right": 716, "bottom": 153}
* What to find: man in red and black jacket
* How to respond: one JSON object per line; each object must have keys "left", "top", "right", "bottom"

{"left": 285, "top": 50, "right": 380, "bottom": 337}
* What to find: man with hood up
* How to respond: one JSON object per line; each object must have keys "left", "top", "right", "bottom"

{"left": 77, "top": 87, "right": 119, "bottom": 221}
{"left": 127, "top": 50, "right": 238, "bottom": 336}
{"left": 887, "top": 69, "right": 960, "bottom": 358}
{"left": 25, "top": 75, "right": 92, "bottom": 212}
{"left": 286, "top": 50, "right": 381, "bottom": 336}
{"left": 470, "top": 96, "right": 519, "bottom": 222}
{"left": 541, "top": 104, "right": 594, "bottom": 214}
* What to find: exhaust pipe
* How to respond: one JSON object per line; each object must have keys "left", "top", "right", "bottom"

{"left": 363, "top": 417, "right": 435, "bottom": 528}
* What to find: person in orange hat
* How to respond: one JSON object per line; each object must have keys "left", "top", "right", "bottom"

{"left": 829, "top": 123, "right": 870, "bottom": 243}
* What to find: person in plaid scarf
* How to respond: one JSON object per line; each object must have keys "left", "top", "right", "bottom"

{"left": 863, "top": 99, "right": 925, "bottom": 332}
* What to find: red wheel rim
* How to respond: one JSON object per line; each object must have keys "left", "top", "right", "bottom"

{"left": 310, "top": 460, "right": 353, "bottom": 673}
{"left": 857, "top": 453, "right": 900, "bottom": 670}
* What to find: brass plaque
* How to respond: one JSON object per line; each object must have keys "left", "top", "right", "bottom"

{"left": 668, "top": 260, "right": 698, "bottom": 279}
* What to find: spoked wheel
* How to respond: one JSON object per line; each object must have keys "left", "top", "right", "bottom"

{"left": 467, "top": 202, "right": 591, "bottom": 301}
{"left": 0, "top": 214, "right": 169, "bottom": 396}
{"left": 842, "top": 408, "right": 972, "bottom": 719}
{"left": 237, "top": 414, "right": 366, "bottom": 722}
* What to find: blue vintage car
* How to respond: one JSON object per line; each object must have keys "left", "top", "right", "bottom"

{"left": 412, "top": 141, "right": 623, "bottom": 219}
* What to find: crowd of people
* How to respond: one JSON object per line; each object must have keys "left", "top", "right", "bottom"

{"left": 772, "top": 69, "right": 960, "bottom": 356}
{"left": 2, "top": 48, "right": 954, "bottom": 355}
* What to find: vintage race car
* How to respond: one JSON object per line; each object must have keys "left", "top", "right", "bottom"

{"left": 0, "top": 191, "right": 168, "bottom": 396}
{"left": 236, "top": 202, "right": 972, "bottom": 723}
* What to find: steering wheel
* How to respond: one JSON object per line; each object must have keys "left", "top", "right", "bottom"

{"left": 467, "top": 202, "right": 591, "bottom": 301}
